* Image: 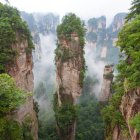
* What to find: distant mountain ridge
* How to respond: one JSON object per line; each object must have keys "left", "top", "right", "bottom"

{"left": 86, "top": 12, "right": 127, "bottom": 64}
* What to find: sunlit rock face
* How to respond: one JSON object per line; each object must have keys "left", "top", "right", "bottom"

{"left": 7, "top": 36, "right": 38, "bottom": 140}
{"left": 8, "top": 39, "right": 33, "bottom": 92}
{"left": 55, "top": 32, "right": 85, "bottom": 140}
{"left": 56, "top": 33, "right": 83, "bottom": 104}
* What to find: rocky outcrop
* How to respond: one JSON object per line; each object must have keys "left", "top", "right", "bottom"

{"left": 112, "top": 125, "right": 129, "bottom": 140}
{"left": 7, "top": 37, "right": 38, "bottom": 140}
{"left": 99, "top": 65, "right": 114, "bottom": 102}
{"left": 55, "top": 13, "right": 85, "bottom": 140}
{"left": 55, "top": 32, "right": 84, "bottom": 140}
{"left": 56, "top": 33, "right": 83, "bottom": 104}
{"left": 120, "top": 88, "right": 140, "bottom": 140}
{"left": 111, "top": 88, "right": 140, "bottom": 140}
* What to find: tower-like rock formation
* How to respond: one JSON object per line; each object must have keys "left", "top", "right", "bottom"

{"left": 54, "top": 13, "right": 85, "bottom": 140}
{"left": 0, "top": 3, "right": 38, "bottom": 140}
{"left": 99, "top": 65, "right": 114, "bottom": 102}
{"left": 7, "top": 37, "right": 38, "bottom": 140}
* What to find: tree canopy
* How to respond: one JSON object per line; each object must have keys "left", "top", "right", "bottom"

{"left": 57, "top": 13, "right": 85, "bottom": 46}
{"left": 126, "top": 0, "right": 140, "bottom": 21}
{"left": 0, "top": 3, "right": 34, "bottom": 73}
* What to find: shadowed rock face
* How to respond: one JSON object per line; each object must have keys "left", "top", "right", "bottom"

{"left": 7, "top": 38, "right": 38, "bottom": 140}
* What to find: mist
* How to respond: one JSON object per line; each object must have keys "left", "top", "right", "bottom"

{"left": 85, "top": 43, "right": 106, "bottom": 99}
{"left": 33, "top": 33, "right": 57, "bottom": 121}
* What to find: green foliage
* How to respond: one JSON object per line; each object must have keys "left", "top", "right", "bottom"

{"left": 0, "top": 116, "right": 34, "bottom": 140}
{"left": 55, "top": 47, "right": 74, "bottom": 62}
{"left": 76, "top": 94, "right": 105, "bottom": 140}
{"left": 22, "top": 116, "right": 34, "bottom": 140}
{"left": 0, "top": 3, "right": 34, "bottom": 72}
{"left": 56, "top": 13, "right": 86, "bottom": 87}
{"left": 57, "top": 13, "right": 85, "bottom": 46}
{"left": 79, "top": 70, "right": 85, "bottom": 87}
{"left": 101, "top": 5, "right": 140, "bottom": 138}
{"left": 0, "top": 74, "right": 32, "bottom": 140}
{"left": 103, "top": 73, "right": 114, "bottom": 80}
{"left": 0, "top": 74, "right": 28, "bottom": 116}
{"left": 55, "top": 103, "right": 78, "bottom": 132}
{"left": 129, "top": 113, "right": 140, "bottom": 132}
{"left": 101, "top": 80, "right": 129, "bottom": 138}
{"left": 38, "top": 119, "right": 60, "bottom": 140}
{"left": 75, "top": 76, "right": 105, "bottom": 140}
{"left": 0, "top": 118, "right": 23, "bottom": 140}
{"left": 126, "top": 0, "right": 140, "bottom": 21}
{"left": 117, "top": 16, "right": 140, "bottom": 89}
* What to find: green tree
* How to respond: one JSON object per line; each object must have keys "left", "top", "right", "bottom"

{"left": 126, "top": 0, "right": 140, "bottom": 21}
{"left": 0, "top": 74, "right": 28, "bottom": 116}
{"left": 0, "top": 3, "right": 34, "bottom": 72}
{"left": 117, "top": 16, "right": 140, "bottom": 89}
{"left": 57, "top": 13, "right": 86, "bottom": 46}
{"left": 129, "top": 114, "right": 140, "bottom": 133}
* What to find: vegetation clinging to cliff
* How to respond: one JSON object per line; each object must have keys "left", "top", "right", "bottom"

{"left": 57, "top": 13, "right": 85, "bottom": 47}
{"left": 102, "top": 1, "right": 140, "bottom": 138}
{"left": 0, "top": 74, "right": 33, "bottom": 140}
{"left": 117, "top": 16, "right": 140, "bottom": 89}
{"left": 129, "top": 113, "right": 140, "bottom": 133}
{"left": 0, "top": 74, "right": 28, "bottom": 116}
{"left": 56, "top": 13, "right": 86, "bottom": 87}
{"left": 0, "top": 3, "right": 34, "bottom": 72}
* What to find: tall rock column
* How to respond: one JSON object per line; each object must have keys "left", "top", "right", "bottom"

{"left": 99, "top": 65, "right": 114, "bottom": 102}
{"left": 54, "top": 13, "right": 85, "bottom": 140}
{"left": 0, "top": 3, "right": 38, "bottom": 140}
{"left": 7, "top": 38, "right": 38, "bottom": 140}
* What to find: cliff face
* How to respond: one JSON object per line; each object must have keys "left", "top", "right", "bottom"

{"left": 55, "top": 33, "right": 83, "bottom": 140}
{"left": 55, "top": 14, "right": 85, "bottom": 140}
{"left": 7, "top": 37, "right": 38, "bottom": 140}
{"left": 120, "top": 89, "right": 140, "bottom": 140}
{"left": 102, "top": 13, "right": 140, "bottom": 140}
{"left": 8, "top": 39, "right": 33, "bottom": 92}
{"left": 99, "top": 65, "right": 113, "bottom": 102}
{"left": 0, "top": 3, "right": 38, "bottom": 140}
{"left": 56, "top": 34, "right": 83, "bottom": 105}
{"left": 111, "top": 89, "right": 140, "bottom": 140}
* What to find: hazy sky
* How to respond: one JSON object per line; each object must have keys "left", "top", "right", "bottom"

{"left": 1, "top": 0, "right": 131, "bottom": 24}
